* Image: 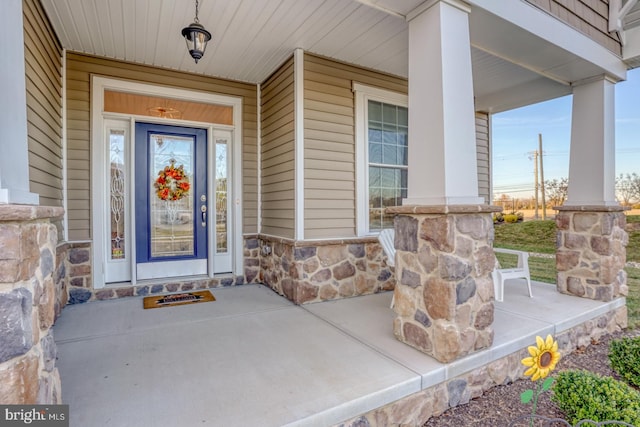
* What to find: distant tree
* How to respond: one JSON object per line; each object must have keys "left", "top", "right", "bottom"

{"left": 627, "top": 173, "right": 640, "bottom": 203}
{"left": 616, "top": 173, "right": 637, "bottom": 206}
{"left": 545, "top": 178, "right": 568, "bottom": 207}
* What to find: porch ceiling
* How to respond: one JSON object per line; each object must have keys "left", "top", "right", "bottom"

{"left": 40, "top": 0, "right": 628, "bottom": 113}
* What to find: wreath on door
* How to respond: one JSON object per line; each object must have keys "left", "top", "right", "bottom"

{"left": 154, "top": 160, "right": 190, "bottom": 201}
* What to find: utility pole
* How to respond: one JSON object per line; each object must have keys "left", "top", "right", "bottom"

{"left": 533, "top": 150, "right": 539, "bottom": 219}
{"left": 539, "top": 134, "right": 547, "bottom": 220}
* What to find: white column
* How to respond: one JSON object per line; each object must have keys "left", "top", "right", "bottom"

{"left": 404, "top": 0, "right": 482, "bottom": 206}
{"left": 566, "top": 77, "right": 617, "bottom": 206}
{"left": 0, "top": 0, "right": 39, "bottom": 205}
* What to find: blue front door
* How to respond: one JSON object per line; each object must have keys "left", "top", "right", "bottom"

{"left": 135, "top": 123, "right": 208, "bottom": 279}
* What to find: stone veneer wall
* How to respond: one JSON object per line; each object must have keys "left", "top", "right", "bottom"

{"left": 337, "top": 304, "right": 627, "bottom": 426}
{"left": 0, "top": 205, "right": 65, "bottom": 404}
{"left": 389, "top": 206, "right": 500, "bottom": 363}
{"left": 65, "top": 241, "right": 250, "bottom": 304}
{"left": 61, "top": 234, "right": 390, "bottom": 305}
{"left": 244, "top": 235, "right": 395, "bottom": 304}
{"left": 555, "top": 207, "right": 628, "bottom": 302}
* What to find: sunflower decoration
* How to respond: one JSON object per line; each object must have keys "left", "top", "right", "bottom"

{"left": 154, "top": 160, "right": 190, "bottom": 201}
{"left": 519, "top": 334, "right": 561, "bottom": 423}
{"left": 522, "top": 334, "right": 561, "bottom": 381}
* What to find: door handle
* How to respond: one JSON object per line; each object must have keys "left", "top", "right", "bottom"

{"left": 201, "top": 205, "right": 207, "bottom": 227}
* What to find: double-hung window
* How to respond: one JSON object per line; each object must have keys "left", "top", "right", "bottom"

{"left": 354, "top": 83, "right": 408, "bottom": 235}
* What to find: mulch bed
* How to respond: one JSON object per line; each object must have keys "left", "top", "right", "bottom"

{"left": 424, "top": 329, "right": 640, "bottom": 427}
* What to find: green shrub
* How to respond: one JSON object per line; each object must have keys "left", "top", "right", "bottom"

{"left": 552, "top": 370, "right": 640, "bottom": 425}
{"left": 609, "top": 336, "right": 640, "bottom": 387}
{"left": 504, "top": 214, "right": 519, "bottom": 223}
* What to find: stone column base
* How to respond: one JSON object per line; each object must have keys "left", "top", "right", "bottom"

{"left": 555, "top": 206, "right": 628, "bottom": 301}
{"left": 387, "top": 205, "right": 500, "bottom": 363}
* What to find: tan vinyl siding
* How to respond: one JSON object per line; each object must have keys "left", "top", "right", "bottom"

{"left": 260, "top": 56, "right": 295, "bottom": 238}
{"left": 303, "top": 53, "right": 407, "bottom": 239}
{"left": 475, "top": 112, "right": 491, "bottom": 203}
{"left": 526, "top": 0, "right": 621, "bottom": 55}
{"left": 23, "top": 0, "right": 63, "bottom": 211}
{"left": 65, "top": 52, "right": 258, "bottom": 241}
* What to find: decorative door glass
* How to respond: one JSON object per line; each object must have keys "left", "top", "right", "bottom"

{"left": 109, "top": 129, "right": 126, "bottom": 260}
{"left": 149, "top": 134, "right": 195, "bottom": 258}
{"left": 215, "top": 139, "right": 228, "bottom": 253}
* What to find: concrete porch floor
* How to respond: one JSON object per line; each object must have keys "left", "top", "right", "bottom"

{"left": 54, "top": 281, "right": 624, "bottom": 427}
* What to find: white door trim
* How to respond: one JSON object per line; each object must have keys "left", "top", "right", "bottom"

{"left": 91, "top": 76, "right": 243, "bottom": 289}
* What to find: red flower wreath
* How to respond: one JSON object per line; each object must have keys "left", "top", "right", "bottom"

{"left": 154, "top": 162, "right": 190, "bottom": 201}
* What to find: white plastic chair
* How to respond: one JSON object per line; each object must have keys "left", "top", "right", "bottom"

{"left": 378, "top": 228, "right": 396, "bottom": 308}
{"left": 378, "top": 228, "right": 395, "bottom": 267}
{"left": 492, "top": 248, "right": 533, "bottom": 302}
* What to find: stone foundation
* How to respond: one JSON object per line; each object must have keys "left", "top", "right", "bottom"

{"left": 62, "top": 239, "right": 258, "bottom": 304}
{"left": 336, "top": 304, "right": 627, "bottom": 427}
{"left": 247, "top": 235, "right": 395, "bottom": 304}
{"left": 67, "top": 273, "right": 248, "bottom": 303}
{"left": 555, "top": 207, "right": 628, "bottom": 301}
{"left": 0, "top": 205, "right": 64, "bottom": 404}
{"left": 388, "top": 205, "right": 501, "bottom": 363}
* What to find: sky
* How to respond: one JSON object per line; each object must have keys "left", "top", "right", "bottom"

{"left": 492, "top": 67, "right": 640, "bottom": 199}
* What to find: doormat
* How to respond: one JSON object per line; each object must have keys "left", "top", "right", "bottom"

{"left": 143, "top": 290, "right": 215, "bottom": 309}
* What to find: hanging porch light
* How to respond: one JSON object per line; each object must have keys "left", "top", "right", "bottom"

{"left": 181, "top": 0, "right": 212, "bottom": 64}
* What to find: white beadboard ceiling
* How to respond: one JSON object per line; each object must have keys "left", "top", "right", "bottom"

{"left": 40, "top": 0, "right": 630, "bottom": 112}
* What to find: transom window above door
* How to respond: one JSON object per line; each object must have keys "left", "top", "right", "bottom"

{"left": 104, "top": 90, "right": 233, "bottom": 125}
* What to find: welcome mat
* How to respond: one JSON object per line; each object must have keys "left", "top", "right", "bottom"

{"left": 143, "top": 290, "right": 215, "bottom": 309}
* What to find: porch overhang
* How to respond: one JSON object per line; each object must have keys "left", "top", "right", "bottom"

{"left": 40, "top": 0, "right": 631, "bottom": 114}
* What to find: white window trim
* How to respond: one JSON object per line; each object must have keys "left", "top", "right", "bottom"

{"left": 353, "top": 82, "right": 408, "bottom": 236}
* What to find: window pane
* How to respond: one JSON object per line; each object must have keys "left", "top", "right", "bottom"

{"left": 369, "top": 209, "right": 382, "bottom": 231}
{"left": 381, "top": 168, "right": 395, "bottom": 188}
{"left": 398, "top": 107, "right": 408, "bottom": 126}
{"left": 383, "top": 103, "right": 397, "bottom": 124}
{"left": 369, "top": 187, "right": 382, "bottom": 208}
{"left": 368, "top": 127, "right": 382, "bottom": 143}
{"left": 369, "top": 142, "right": 382, "bottom": 163}
{"left": 383, "top": 143, "right": 398, "bottom": 165}
{"left": 383, "top": 130, "right": 397, "bottom": 145}
{"left": 398, "top": 126, "right": 408, "bottom": 146}
{"left": 368, "top": 100, "right": 382, "bottom": 121}
{"left": 369, "top": 166, "right": 380, "bottom": 187}
{"left": 397, "top": 146, "right": 408, "bottom": 166}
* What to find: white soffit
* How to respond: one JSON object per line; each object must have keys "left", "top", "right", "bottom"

{"left": 40, "top": 0, "right": 410, "bottom": 83}
{"left": 40, "top": 0, "right": 627, "bottom": 112}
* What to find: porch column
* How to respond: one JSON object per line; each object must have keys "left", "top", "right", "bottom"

{"left": 566, "top": 78, "right": 616, "bottom": 207}
{"left": 391, "top": 0, "right": 496, "bottom": 363}
{"left": 555, "top": 77, "right": 628, "bottom": 301}
{"left": 0, "top": 0, "right": 39, "bottom": 205}
{"left": 404, "top": 0, "right": 483, "bottom": 206}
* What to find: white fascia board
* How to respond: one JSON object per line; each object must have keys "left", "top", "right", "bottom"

{"left": 623, "top": 26, "right": 640, "bottom": 62}
{"left": 468, "top": 0, "right": 627, "bottom": 81}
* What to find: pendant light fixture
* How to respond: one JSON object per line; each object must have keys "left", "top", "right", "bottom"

{"left": 181, "top": 0, "right": 211, "bottom": 64}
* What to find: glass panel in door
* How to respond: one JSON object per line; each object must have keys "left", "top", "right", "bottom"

{"left": 212, "top": 131, "right": 232, "bottom": 273}
{"left": 135, "top": 123, "right": 208, "bottom": 280}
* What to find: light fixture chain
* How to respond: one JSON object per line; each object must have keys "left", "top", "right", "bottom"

{"left": 194, "top": 0, "right": 200, "bottom": 23}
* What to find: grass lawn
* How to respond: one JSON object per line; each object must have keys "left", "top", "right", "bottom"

{"left": 494, "top": 215, "right": 640, "bottom": 328}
